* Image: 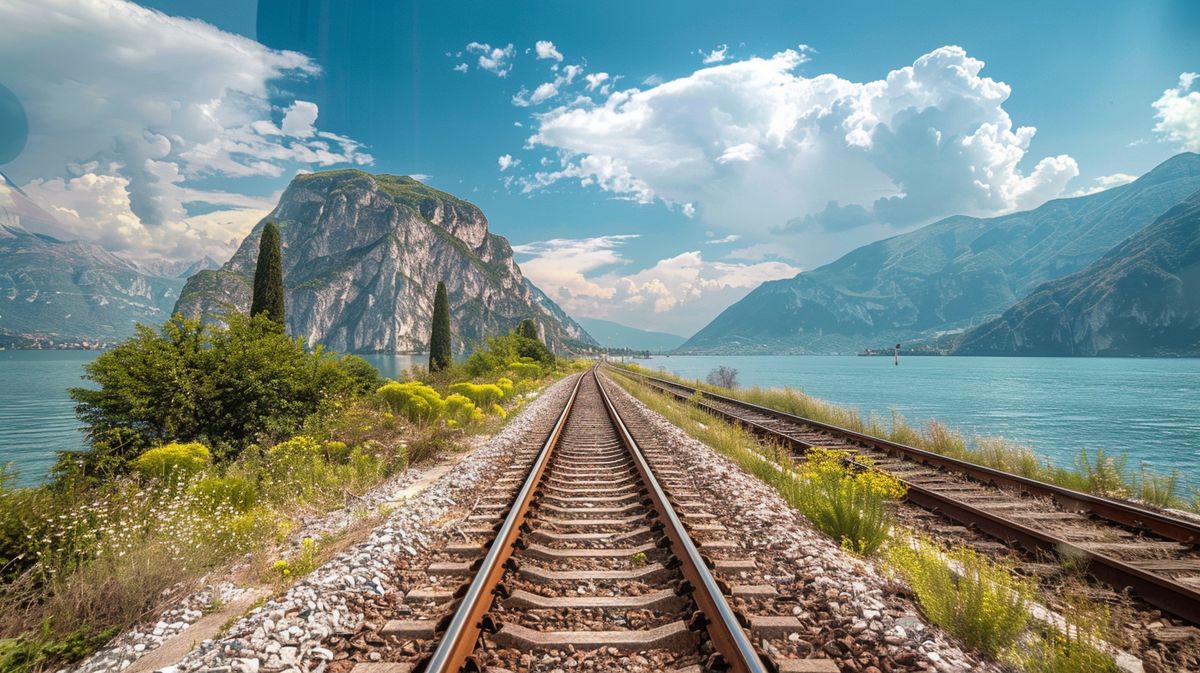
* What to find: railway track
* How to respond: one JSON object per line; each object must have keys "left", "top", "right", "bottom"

{"left": 330, "top": 369, "right": 830, "bottom": 673}
{"left": 606, "top": 366, "right": 1200, "bottom": 627}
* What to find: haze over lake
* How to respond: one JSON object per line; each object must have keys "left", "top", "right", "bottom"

{"left": 2, "top": 351, "right": 1197, "bottom": 488}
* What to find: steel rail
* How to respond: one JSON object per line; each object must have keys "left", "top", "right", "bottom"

{"left": 594, "top": 370, "right": 769, "bottom": 673}
{"left": 607, "top": 365, "right": 1200, "bottom": 626}
{"left": 421, "top": 372, "right": 584, "bottom": 673}
{"left": 611, "top": 366, "right": 1200, "bottom": 544}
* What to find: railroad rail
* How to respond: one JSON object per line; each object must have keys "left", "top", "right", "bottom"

{"left": 606, "top": 365, "right": 1200, "bottom": 626}
{"left": 332, "top": 369, "right": 826, "bottom": 673}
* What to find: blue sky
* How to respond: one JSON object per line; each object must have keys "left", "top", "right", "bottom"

{"left": 1, "top": 0, "right": 1198, "bottom": 334}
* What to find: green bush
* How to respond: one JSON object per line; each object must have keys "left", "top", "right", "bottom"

{"left": 507, "top": 361, "right": 544, "bottom": 380}
{"left": 67, "top": 313, "right": 380, "bottom": 473}
{"left": 787, "top": 449, "right": 905, "bottom": 555}
{"left": 444, "top": 394, "right": 483, "bottom": 428}
{"left": 463, "top": 333, "right": 554, "bottom": 377}
{"left": 188, "top": 475, "right": 258, "bottom": 513}
{"left": 887, "top": 538, "right": 1031, "bottom": 657}
{"left": 447, "top": 382, "right": 504, "bottom": 408}
{"left": 496, "top": 377, "right": 514, "bottom": 397}
{"left": 376, "top": 382, "right": 445, "bottom": 424}
{"left": 131, "top": 443, "right": 212, "bottom": 480}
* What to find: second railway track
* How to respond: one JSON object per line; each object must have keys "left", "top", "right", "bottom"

{"left": 608, "top": 365, "right": 1200, "bottom": 628}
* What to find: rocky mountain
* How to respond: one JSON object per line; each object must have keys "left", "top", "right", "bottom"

{"left": 680, "top": 153, "right": 1200, "bottom": 354}
{"left": 174, "top": 170, "right": 597, "bottom": 354}
{"left": 0, "top": 174, "right": 184, "bottom": 345}
{"left": 953, "top": 190, "right": 1200, "bottom": 356}
{"left": 575, "top": 317, "right": 687, "bottom": 352}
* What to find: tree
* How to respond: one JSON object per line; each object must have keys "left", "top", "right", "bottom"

{"left": 706, "top": 365, "right": 739, "bottom": 389}
{"left": 515, "top": 319, "right": 540, "bottom": 342}
{"left": 250, "top": 221, "right": 285, "bottom": 325}
{"left": 428, "top": 281, "right": 452, "bottom": 372}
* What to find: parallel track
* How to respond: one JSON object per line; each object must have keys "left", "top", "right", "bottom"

{"left": 607, "top": 366, "right": 1200, "bottom": 626}
{"left": 334, "top": 369, "right": 825, "bottom": 673}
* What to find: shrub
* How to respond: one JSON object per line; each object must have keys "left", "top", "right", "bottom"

{"left": 464, "top": 333, "right": 555, "bottom": 377}
{"left": 496, "top": 377, "right": 514, "bottom": 397}
{"left": 267, "top": 435, "right": 323, "bottom": 459}
{"left": 131, "top": 442, "right": 212, "bottom": 480}
{"left": 376, "top": 382, "right": 445, "bottom": 424}
{"left": 789, "top": 448, "right": 905, "bottom": 555}
{"left": 1014, "top": 593, "right": 1118, "bottom": 673}
{"left": 887, "top": 538, "right": 1031, "bottom": 657}
{"left": 188, "top": 475, "right": 258, "bottom": 513}
{"left": 444, "top": 394, "right": 483, "bottom": 428}
{"left": 507, "top": 361, "right": 544, "bottom": 380}
{"left": 706, "top": 365, "right": 739, "bottom": 388}
{"left": 448, "top": 382, "right": 504, "bottom": 408}
{"left": 489, "top": 403, "right": 507, "bottom": 419}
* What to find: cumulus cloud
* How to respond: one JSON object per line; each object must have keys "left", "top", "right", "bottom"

{"left": 513, "top": 235, "right": 800, "bottom": 333}
{"left": 702, "top": 44, "right": 729, "bottom": 64}
{"left": 0, "top": 0, "right": 372, "bottom": 260}
{"left": 519, "top": 45, "right": 1078, "bottom": 263}
{"left": 585, "top": 73, "right": 611, "bottom": 94}
{"left": 466, "top": 41, "right": 516, "bottom": 77}
{"left": 535, "top": 40, "right": 564, "bottom": 62}
{"left": 1152, "top": 72, "right": 1200, "bottom": 151}
{"left": 497, "top": 154, "right": 520, "bottom": 171}
{"left": 513, "top": 64, "right": 584, "bottom": 107}
{"left": 453, "top": 62, "right": 469, "bottom": 73}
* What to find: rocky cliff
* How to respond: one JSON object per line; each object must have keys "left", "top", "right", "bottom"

{"left": 679, "top": 153, "right": 1200, "bottom": 354}
{"left": 953, "top": 190, "right": 1200, "bottom": 356}
{"left": 173, "top": 170, "right": 596, "bottom": 354}
{"left": 0, "top": 175, "right": 183, "bottom": 345}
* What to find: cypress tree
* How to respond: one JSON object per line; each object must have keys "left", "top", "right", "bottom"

{"left": 516, "top": 319, "right": 540, "bottom": 342}
{"left": 428, "top": 281, "right": 452, "bottom": 372}
{"left": 250, "top": 221, "right": 285, "bottom": 325}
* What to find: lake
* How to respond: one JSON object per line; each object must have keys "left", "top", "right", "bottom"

{"left": 1, "top": 351, "right": 1197, "bottom": 488}
{"left": 638, "top": 355, "right": 1200, "bottom": 486}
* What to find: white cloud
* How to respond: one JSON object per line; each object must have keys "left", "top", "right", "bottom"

{"left": 453, "top": 62, "right": 469, "bottom": 73}
{"left": 585, "top": 73, "right": 611, "bottom": 93}
{"left": 466, "top": 41, "right": 515, "bottom": 77}
{"left": 707, "top": 234, "right": 740, "bottom": 244}
{"left": 21, "top": 171, "right": 272, "bottom": 261}
{"left": 1152, "top": 72, "right": 1200, "bottom": 151}
{"left": 702, "top": 44, "right": 728, "bottom": 64}
{"left": 1068, "top": 172, "right": 1138, "bottom": 197}
{"left": 519, "top": 45, "right": 1078, "bottom": 266}
{"left": 535, "top": 40, "right": 564, "bottom": 62}
{"left": 0, "top": 0, "right": 372, "bottom": 260}
{"left": 497, "top": 154, "right": 520, "bottom": 171}
{"left": 513, "top": 65, "right": 586, "bottom": 107}
{"left": 513, "top": 235, "right": 800, "bottom": 333}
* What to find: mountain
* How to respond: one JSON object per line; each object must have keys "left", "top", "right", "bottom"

{"left": 0, "top": 175, "right": 184, "bottom": 345}
{"left": 953, "top": 190, "right": 1200, "bottom": 356}
{"left": 174, "top": 170, "right": 597, "bottom": 354}
{"left": 136, "top": 256, "right": 221, "bottom": 279}
{"left": 680, "top": 153, "right": 1200, "bottom": 354}
{"left": 574, "top": 317, "right": 687, "bottom": 351}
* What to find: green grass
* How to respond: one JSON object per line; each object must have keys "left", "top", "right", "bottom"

{"left": 614, "top": 363, "right": 1193, "bottom": 512}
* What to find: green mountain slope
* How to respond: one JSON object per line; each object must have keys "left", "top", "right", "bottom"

{"left": 953, "top": 190, "right": 1200, "bottom": 356}
{"left": 574, "top": 317, "right": 687, "bottom": 351}
{"left": 680, "top": 153, "right": 1200, "bottom": 354}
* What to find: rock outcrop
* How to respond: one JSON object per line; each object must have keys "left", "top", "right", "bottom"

{"left": 174, "top": 170, "right": 596, "bottom": 354}
{"left": 953, "top": 190, "right": 1200, "bottom": 356}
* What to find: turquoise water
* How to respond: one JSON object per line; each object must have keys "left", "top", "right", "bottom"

{"left": 1, "top": 351, "right": 1197, "bottom": 489}
{"left": 639, "top": 355, "right": 1200, "bottom": 486}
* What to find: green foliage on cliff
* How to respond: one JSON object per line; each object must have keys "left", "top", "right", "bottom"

{"left": 515, "top": 319, "right": 540, "bottom": 342}
{"left": 66, "top": 313, "right": 383, "bottom": 475}
{"left": 250, "top": 221, "right": 286, "bottom": 325}
{"left": 428, "top": 281, "right": 452, "bottom": 372}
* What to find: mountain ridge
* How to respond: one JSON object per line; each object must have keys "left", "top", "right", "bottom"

{"left": 574, "top": 317, "right": 688, "bottom": 351}
{"left": 679, "top": 153, "right": 1200, "bottom": 354}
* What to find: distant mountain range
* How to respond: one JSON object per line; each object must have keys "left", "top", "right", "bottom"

{"left": 574, "top": 317, "right": 687, "bottom": 351}
{"left": 954, "top": 189, "right": 1200, "bottom": 356}
{"left": 680, "top": 153, "right": 1200, "bottom": 355}
{"left": 174, "top": 170, "right": 597, "bottom": 353}
{"left": 0, "top": 174, "right": 186, "bottom": 346}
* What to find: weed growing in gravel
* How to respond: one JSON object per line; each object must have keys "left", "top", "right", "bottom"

{"left": 614, "top": 364, "right": 1193, "bottom": 511}
{"left": 886, "top": 537, "right": 1031, "bottom": 657}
